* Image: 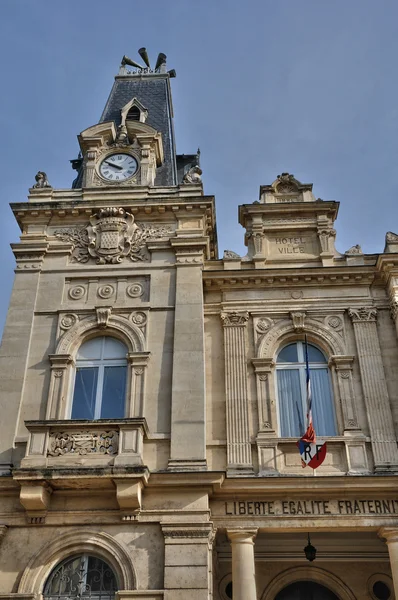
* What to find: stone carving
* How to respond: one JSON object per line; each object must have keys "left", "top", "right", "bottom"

{"left": 114, "top": 124, "right": 130, "bottom": 145}
{"left": 182, "top": 165, "right": 202, "bottom": 184}
{"left": 275, "top": 172, "right": 298, "bottom": 194}
{"left": 130, "top": 311, "right": 147, "bottom": 327}
{"left": 48, "top": 430, "right": 119, "bottom": 456}
{"left": 339, "top": 371, "right": 350, "bottom": 379}
{"left": 255, "top": 318, "right": 274, "bottom": 334}
{"left": 291, "top": 290, "right": 303, "bottom": 299}
{"left": 55, "top": 208, "right": 170, "bottom": 264}
{"left": 221, "top": 312, "right": 249, "bottom": 327}
{"left": 126, "top": 282, "right": 144, "bottom": 298}
{"left": 97, "top": 284, "right": 115, "bottom": 299}
{"left": 325, "top": 315, "right": 343, "bottom": 332}
{"left": 96, "top": 307, "right": 112, "bottom": 328}
{"left": 390, "top": 299, "right": 398, "bottom": 321}
{"left": 290, "top": 312, "right": 306, "bottom": 332}
{"left": 68, "top": 285, "right": 86, "bottom": 300}
{"left": 348, "top": 307, "right": 377, "bottom": 322}
{"left": 60, "top": 313, "right": 78, "bottom": 330}
{"left": 223, "top": 250, "right": 240, "bottom": 259}
{"left": 32, "top": 171, "right": 52, "bottom": 188}
{"left": 386, "top": 232, "right": 398, "bottom": 243}
{"left": 345, "top": 244, "right": 363, "bottom": 255}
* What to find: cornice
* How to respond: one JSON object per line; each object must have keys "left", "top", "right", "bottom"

{"left": 238, "top": 199, "right": 339, "bottom": 226}
{"left": 203, "top": 266, "right": 376, "bottom": 288}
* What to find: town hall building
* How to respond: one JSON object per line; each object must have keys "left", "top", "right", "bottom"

{"left": 1, "top": 49, "right": 398, "bottom": 600}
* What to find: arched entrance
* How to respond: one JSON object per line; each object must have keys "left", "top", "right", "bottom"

{"left": 275, "top": 581, "right": 339, "bottom": 600}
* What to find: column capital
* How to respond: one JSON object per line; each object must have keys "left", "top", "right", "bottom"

{"left": 379, "top": 527, "right": 398, "bottom": 543}
{"left": 227, "top": 528, "right": 258, "bottom": 544}
{"left": 348, "top": 307, "right": 377, "bottom": 322}
{"left": 221, "top": 311, "right": 249, "bottom": 327}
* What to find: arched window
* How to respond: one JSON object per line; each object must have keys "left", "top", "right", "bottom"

{"left": 126, "top": 105, "right": 141, "bottom": 121}
{"left": 43, "top": 554, "right": 118, "bottom": 599}
{"left": 276, "top": 341, "right": 336, "bottom": 438}
{"left": 71, "top": 337, "right": 127, "bottom": 420}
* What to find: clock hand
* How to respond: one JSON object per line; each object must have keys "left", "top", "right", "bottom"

{"left": 104, "top": 160, "right": 123, "bottom": 170}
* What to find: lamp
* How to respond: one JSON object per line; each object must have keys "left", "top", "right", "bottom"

{"left": 304, "top": 533, "right": 317, "bottom": 562}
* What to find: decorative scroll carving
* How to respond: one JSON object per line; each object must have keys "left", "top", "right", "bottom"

{"left": 290, "top": 311, "right": 306, "bottom": 332}
{"left": 96, "top": 307, "right": 112, "bottom": 328}
{"left": 55, "top": 208, "right": 170, "bottom": 264}
{"left": 348, "top": 307, "right": 377, "bottom": 322}
{"left": 48, "top": 430, "right": 119, "bottom": 456}
{"left": 223, "top": 250, "right": 241, "bottom": 259}
{"left": 221, "top": 312, "right": 249, "bottom": 327}
{"left": 32, "top": 171, "right": 52, "bottom": 188}
{"left": 182, "top": 165, "right": 202, "bottom": 184}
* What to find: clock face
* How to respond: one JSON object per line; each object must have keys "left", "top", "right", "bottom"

{"left": 99, "top": 153, "right": 138, "bottom": 181}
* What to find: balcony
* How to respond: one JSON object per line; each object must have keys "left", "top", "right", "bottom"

{"left": 21, "top": 418, "right": 149, "bottom": 469}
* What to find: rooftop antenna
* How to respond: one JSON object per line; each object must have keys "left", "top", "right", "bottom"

{"left": 138, "top": 47, "right": 151, "bottom": 68}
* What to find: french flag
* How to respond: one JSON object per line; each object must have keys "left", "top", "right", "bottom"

{"left": 302, "top": 335, "right": 315, "bottom": 444}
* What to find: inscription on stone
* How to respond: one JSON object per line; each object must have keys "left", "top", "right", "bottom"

{"left": 223, "top": 499, "right": 398, "bottom": 517}
{"left": 275, "top": 236, "right": 306, "bottom": 254}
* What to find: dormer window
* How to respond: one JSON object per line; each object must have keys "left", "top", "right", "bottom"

{"left": 126, "top": 105, "right": 141, "bottom": 121}
{"left": 120, "top": 97, "right": 148, "bottom": 125}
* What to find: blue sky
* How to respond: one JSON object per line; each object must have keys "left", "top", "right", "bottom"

{"left": 1, "top": 0, "right": 398, "bottom": 336}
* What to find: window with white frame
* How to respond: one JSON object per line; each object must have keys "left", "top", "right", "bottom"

{"left": 276, "top": 341, "right": 336, "bottom": 438}
{"left": 71, "top": 337, "right": 127, "bottom": 420}
{"left": 43, "top": 554, "right": 118, "bottom": 599}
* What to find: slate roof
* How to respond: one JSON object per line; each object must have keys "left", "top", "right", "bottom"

{"left": 100, "top": 75, "right": 177, "bottom": 186}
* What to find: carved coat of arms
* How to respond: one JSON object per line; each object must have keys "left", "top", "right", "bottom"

{"left": 55, "top": 207, "right": 170, "bottom": 264}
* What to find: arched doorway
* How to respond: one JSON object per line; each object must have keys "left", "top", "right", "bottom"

{"left": 275, "top": 581, "right": 339, "bottom": 600}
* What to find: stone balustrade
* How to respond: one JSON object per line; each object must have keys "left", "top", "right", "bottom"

{"left": 21, "top": 418, "right": 148, "bottom": 469}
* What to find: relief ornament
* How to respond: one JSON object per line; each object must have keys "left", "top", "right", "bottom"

{"left": 55, "top": 207, "right": 170, "bottom": 264}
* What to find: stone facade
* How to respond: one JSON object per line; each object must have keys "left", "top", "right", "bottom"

{"left": 1, "top": 53, "right": 398, "bottom": 600}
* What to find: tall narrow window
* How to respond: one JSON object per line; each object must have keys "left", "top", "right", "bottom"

{"left": 276, "top": 341, "right": 336, "bottom": 438}
{"left": 43, "top": 554, "right": 118, "bottom": 599}
{"left": 71, "top": 337, "right": 127, "bottom": 420}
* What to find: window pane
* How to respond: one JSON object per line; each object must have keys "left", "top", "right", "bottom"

{"left": 277, "top": 344, "right": 298, "bottom": 363}
{"left": 311, "top": 368, "right": 336, "bottom": 436}
{"left": 277, "top": 369, "right": 304, "bottom": 436}
{"left": 71, "top": 367, "right": 98, "bottom": 419}
{"left": 86, "top": 556, "right": 118, "bottom": 592}
{"left": 103, "top": 337, "right": 127, "bottom": 359}
{"left": 77, "top": 338, "right": 104, "bottom": 360}
{"left": 307, "top": 344, "right": 326, "bottom": 363}
{"left": 100, "top": 366, "right": 127, "bottom": 418}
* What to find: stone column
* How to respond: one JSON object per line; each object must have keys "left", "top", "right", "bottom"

{"left": 162, "top": 525, "right": 214, "bottom": 600}
{"left": 227, "top": 529, "right": 258, "bottom": 600}
{"left": 379, "top": 528, "right": 398, "bottom": 598}
{"left": 168, "top": 242, "right": 207, "bottom": 471}
{"left": 221, "top": 312, "right": 253, "bottom": 476}
{"left": 348, "top": 308, "right": 398, "bottom": 472}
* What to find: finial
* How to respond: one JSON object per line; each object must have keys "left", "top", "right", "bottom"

{"left": 32, "top": 171, "right": 52, "bottom": 189}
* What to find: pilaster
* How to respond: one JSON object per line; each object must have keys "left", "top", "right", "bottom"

{"left": 379, "top": 528, "right": 398, "bottom": 599}
{"left": 162, "top": 524, "right": 214, "bottom": 600}
{"left": 348, "top": 307, "right": 398, "bottom": 472}
{"left": 221, "top": 312, "right": 253, "bottom": 476}
{"left": 168, "top": 239, "right": 207, "bottom": 471}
